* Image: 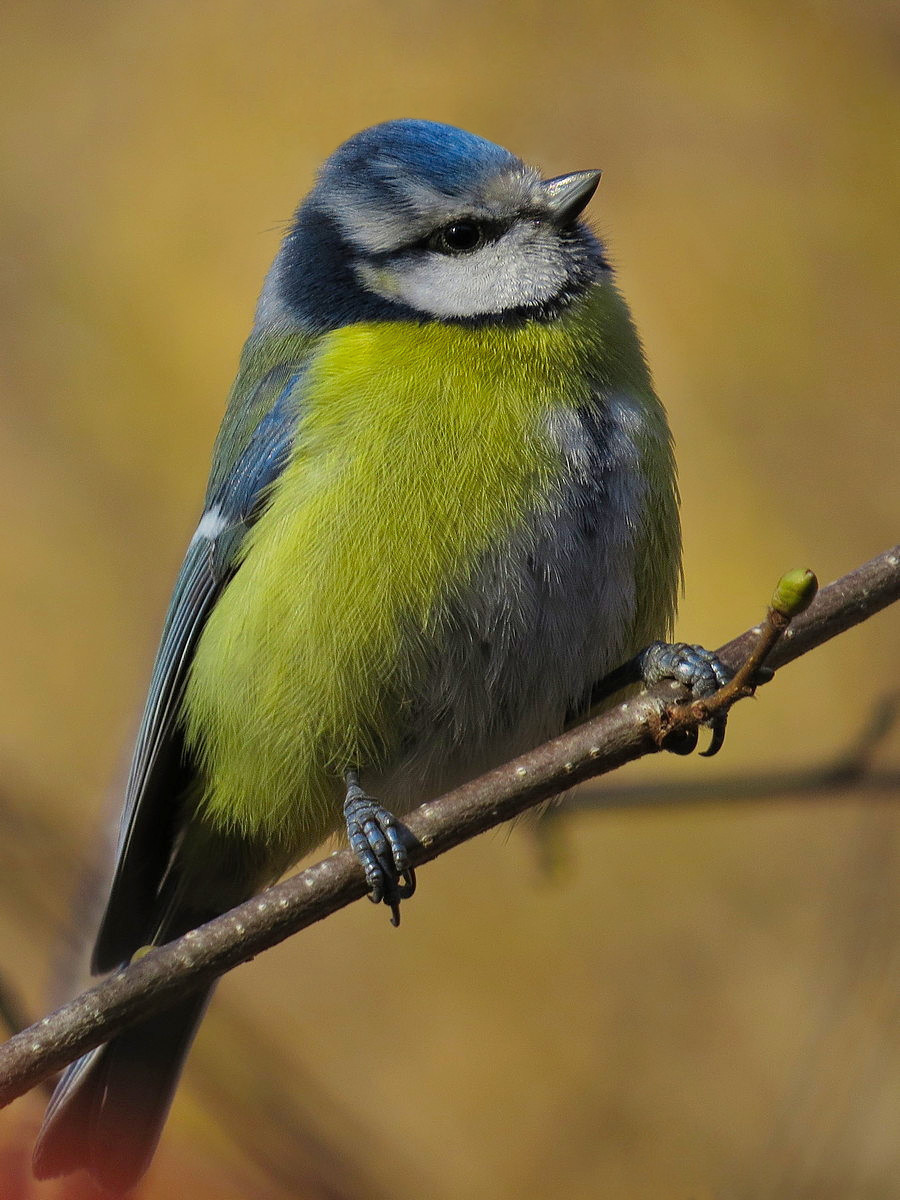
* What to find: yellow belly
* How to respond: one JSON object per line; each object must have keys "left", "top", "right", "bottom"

{"left": 183, "top": 315, "right": 589, "bottom": 853}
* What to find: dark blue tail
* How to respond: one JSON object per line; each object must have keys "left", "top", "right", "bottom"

{"left": 33, "top": 988, "right": 211, "bottom": 1194}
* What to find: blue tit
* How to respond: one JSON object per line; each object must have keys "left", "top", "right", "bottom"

{"left": 34, "top": 119, "right": 727, "bottom": 1192}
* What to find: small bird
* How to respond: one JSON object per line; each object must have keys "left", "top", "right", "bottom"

{"left": 34, "top": 119, "right": 727, "bottom": 1192}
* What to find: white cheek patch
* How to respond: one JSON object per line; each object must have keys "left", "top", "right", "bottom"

{"left": 363, "top": 224, "right": 573, "bottom": 317}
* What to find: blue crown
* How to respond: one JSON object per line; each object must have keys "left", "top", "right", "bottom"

{"left": 317, "top": 119, "right": 520, "bottom": 203}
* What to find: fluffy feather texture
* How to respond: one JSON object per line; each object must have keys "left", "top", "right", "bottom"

{"left": 185, "top": 284, "right": 678, "bottom": 854}
{"left": 35, "top": 119, "right": 681, "bottom": 1193}
{"left": 317, "top": 119, "right": 524, "bottom": 253}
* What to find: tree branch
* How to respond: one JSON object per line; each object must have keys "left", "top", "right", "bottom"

{"left": 1, "top": 545, "right": 897, "bottom": 1108}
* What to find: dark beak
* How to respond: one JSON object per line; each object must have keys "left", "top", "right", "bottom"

{"left": 541, "top": 170, "right": 602, "bottom": 224}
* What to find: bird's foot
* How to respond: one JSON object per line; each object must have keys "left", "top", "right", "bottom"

{"left": 343, "top": 771, "right": 416, "bottom": 926}
{"left": 638, "top": 641, "right": 733, "bottom": 757}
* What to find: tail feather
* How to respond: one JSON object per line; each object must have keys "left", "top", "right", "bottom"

{"left": 33, "top": 989, "right": 212, "bottom": 1194}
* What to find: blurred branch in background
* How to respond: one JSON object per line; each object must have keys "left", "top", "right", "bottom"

{"left": 530, "top": 691, "right": 899, "bottom": 877}
{"left": 0, "top": 544, "right": 897, "bottom": 1111}
{"left": 0, "top": 4, "right": 895, "bottom": 1196}
{"left": 571, "top": 691, "right": 899, "bottom": 811}
{"left": 0, "top": 792, "right": 392, "bottom": 1198}
{"left": 193, "top": 1003, "right": 393, "bottom": 1200}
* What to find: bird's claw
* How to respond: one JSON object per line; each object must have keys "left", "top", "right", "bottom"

{"left": 343, "top": 779, "right": 416, "bottom": 925}
{"left": 638, "top": 641, "right": 733, "bottom": 757}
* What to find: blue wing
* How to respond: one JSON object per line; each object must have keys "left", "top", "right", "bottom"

{"left": 92, "top": 364, "right": 306, "bottom": 972}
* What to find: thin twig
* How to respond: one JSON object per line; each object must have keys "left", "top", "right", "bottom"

{"left": 648, "top": 566, "right": 818, "bottom": 753}
{"left": 0, "top": 545, "right": 897, "bottom": 1108}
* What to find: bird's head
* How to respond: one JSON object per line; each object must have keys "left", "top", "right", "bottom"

{"left": 260, "top": 120, "right": 606, "bottom": 330}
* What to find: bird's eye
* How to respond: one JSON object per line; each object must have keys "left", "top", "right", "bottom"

{"left": 432, "top": 220, "right": 485, "bottom": 254}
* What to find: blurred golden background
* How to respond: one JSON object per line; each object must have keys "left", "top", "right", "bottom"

{"left": 1, "top": 1, "right": 898, "bottom": 1197}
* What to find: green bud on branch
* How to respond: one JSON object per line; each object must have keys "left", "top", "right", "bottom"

{"left": 771, "top": 568, "right": 819, "bottom": 619}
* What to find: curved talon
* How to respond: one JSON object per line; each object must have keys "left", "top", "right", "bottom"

{"left": 381, "top": 868, "right": 416, "bottom": 927}
{"left": 343, "top": 779, "right": 416, "bottom": 924}
{"left": 700, "top": 715, "right": 728, "bottom": 758}
{"left": 640, "top": 641, "right": 733, "bottom": 755}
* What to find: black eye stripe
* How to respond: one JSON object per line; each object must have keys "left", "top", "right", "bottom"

{"left": 427, "top": 217, "right": 512, "bottom": 255}
{"left": 358, "top": 216, "right": 511, "bottom": 263}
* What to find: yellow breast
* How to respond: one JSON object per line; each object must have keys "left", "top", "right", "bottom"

{"left": 183, "top": 315, "right": 587, "bottom": 852}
